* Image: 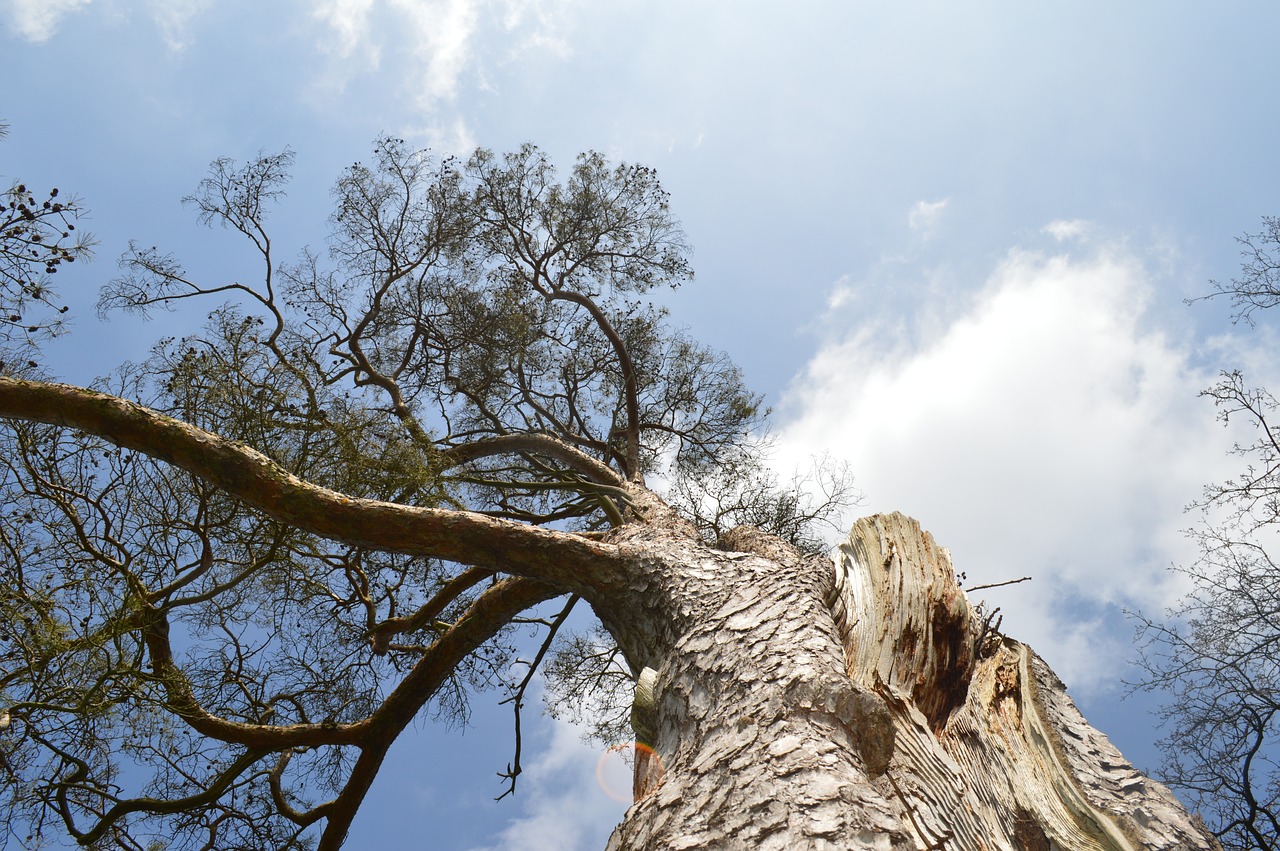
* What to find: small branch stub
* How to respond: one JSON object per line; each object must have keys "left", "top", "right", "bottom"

{"left": 630, "top": 666, "right": 663, "bottom": 800}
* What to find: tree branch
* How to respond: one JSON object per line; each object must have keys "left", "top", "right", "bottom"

{"left": 548, "top": 289, "right": 642, "bottom": 480}
{"left": 316, "top": 575, "right": 562, "bottom": 850}
{"left": 0, "top": 378, "right": 623, "bottom": 592}
{"left": 439, "top": 432, "right": 622, "bottom": 486}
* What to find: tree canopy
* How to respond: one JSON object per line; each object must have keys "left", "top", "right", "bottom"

{"left": 0, "top": 137, "right": 855, "bottom": 850}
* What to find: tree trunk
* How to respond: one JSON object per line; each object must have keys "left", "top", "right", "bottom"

{"left": 600, "top": 513, "right": 1219, "bottom": 850}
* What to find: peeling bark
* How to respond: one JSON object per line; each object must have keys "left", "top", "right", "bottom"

{"left": 602, "top": 514, "right": 1220, "bottom": 850}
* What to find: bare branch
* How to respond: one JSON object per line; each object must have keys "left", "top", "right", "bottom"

{"left": 964, "top": 576, "right": 1031, "bottom": 592}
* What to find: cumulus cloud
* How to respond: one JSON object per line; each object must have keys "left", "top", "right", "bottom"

{"left": 3, "top": 0, "right": 91, "bottom": 42}
{"left": 776, "top": 239, "right": 1250, "bottom": 694}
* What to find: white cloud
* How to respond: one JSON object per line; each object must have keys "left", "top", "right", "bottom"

{"left": 908, "top": 198, "right": 949, "bottom": 236}
{"left": 3, "top": 0, "right": 91, "bottom": 42}
{"left": 826, "top": 273, "right": 857, "bottom": 310}
{"left": 147, "top": 0, "right": 210, "bottom": 52}
{"left": 467, "top": 711, "right": 629, "bottom": 851}
{"left": 4, "top": 0, "right": 208, "bottom": 50}
{"left": 313, "top": 0, "right": 380, "bottom": 59}
{"left": 1043, "top": 218, "right": 1091, "bottom": 242}
{"left": 309, "top": 0, "right": 576, "bottom": 117}
{"left": 496, "top": 0, "right": 575, "bottom": 58}
{"left": 777, "top": 240, "right": 1253, "bottom": 694}
{"left": 308, "top": 0, "right": 480, "bottom": 109}
{"left": 388, "top": 0, "right": 480, "bottom": 108}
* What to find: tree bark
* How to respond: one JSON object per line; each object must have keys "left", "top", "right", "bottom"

{"left": 600, "top": 514, "right": 1220, "bottom": 850}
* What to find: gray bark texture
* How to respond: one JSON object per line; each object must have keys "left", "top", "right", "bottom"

{"left": 600, "top": 512, "right": 1219, "bottom": 850}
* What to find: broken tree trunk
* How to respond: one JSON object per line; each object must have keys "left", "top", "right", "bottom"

{"left": 604, "top": 513, "right": 1218, "bottom": 850}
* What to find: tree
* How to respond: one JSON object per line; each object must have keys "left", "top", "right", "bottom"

{"left": 0, "top": 138, "right": 1218, "bottom": 850}
{"left": 1133, "top": 218, "right": 1280, "bottom": 851}
{"left": 0, "top": 119, "right": 93, "bottom": 360}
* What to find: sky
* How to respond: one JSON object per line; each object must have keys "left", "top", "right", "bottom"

{"left": 5, "top": 1, "right": 1280, "bottom": 847}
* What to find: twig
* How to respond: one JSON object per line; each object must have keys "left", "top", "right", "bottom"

{"left": 495, "top": 594, "right": 579, "bottom": 800}
{"left": 965, "top": 576, "right": 1031, "bottom": 593}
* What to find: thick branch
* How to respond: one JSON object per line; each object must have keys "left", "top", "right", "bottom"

{"left": 0, "top": 378, "right": 623, "bottom": 592}
{"left": 317, "top": 575, "right": 561, "bottom": 850}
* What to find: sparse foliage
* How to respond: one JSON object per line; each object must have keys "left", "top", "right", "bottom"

{"left": 0, "top": 121, "right": 94, "bottom": 358}
{"left": 1203, "top": 216, "right": 1280, "bottom": 327}
{"left": 668, "top": 449, "right": 861, "bottom": 555}
{"left": 1134, "top": 219, "right": 1280, "bottom": 851}
{"left": 1133, "top": 524, "right": 1280, "bottom": 851}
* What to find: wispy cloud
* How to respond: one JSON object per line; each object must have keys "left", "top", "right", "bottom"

{"left": 778, "top": 236, "right": 1256, "bottom": 695}
{"left": 313, "top": 0, "right": 380, "bottom": 59}
{"left": 496, "top": 0, "right": 575, "bottom": 58}
{"left": 3, "top": 0, "right": 91, "bottom": 43}
{"left": 5, "top": 0, "right": 205, "bottom": 50}
{"left": 7, "top": 0, "right": 579, "bottom": 145}
{"left": 309, "top": 0, "right": 577, "bottom": 121}
{"left": 147, "top": 0, "right": 211, "bottom": 52}
{"left": 1043, "top": 218, "right": 1091, "bottom": 242}
{"left": 388, "top": 0, "right": 481, "bottom": 108}
{"left": 908, "top": 198, "right": 949, "bottom": 238}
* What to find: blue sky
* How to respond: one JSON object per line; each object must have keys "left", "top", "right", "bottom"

{"left": 5, "top": 1, "right": 1280, "bottom": 847}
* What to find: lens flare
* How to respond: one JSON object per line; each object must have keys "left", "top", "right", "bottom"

{"left": 596, "top": 742, "right": 661, "bottom": 802}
